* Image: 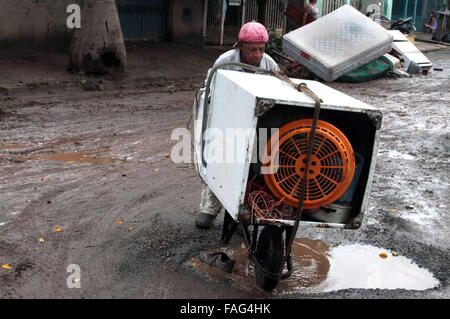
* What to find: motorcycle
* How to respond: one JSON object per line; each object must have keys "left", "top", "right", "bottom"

{"left": 389, "top": 16, "right": 417, "bottom": 34}
{"left": 365, "top": 8, "right": 416, "bottom": 34}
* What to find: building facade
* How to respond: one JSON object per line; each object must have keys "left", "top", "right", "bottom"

{"left": 390, "top": 0, "right": 448, "bottom": 31}
{"left": 1, "top": 0, "right": 447, "bottom": 51}
{"left": 0, "top": 0, "right": 82, "bottom": 50}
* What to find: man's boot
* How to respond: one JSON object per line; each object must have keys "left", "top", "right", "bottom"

{"left": 195, "top": 212, "right": 216, "bottom": 229}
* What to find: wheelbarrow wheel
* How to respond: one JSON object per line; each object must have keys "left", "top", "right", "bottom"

{"left": 254, "top": 225, "right": 284, "bottom": 292}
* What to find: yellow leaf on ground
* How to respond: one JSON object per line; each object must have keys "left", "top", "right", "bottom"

{"left": 67, "top": 161, "right": 75, "bottom": 164}
{"left": 1, "top": 264, "right": 12, "bottom": 269}
{"left": 39, "top": 238, "right": 45, "bottom": 243}
{"left": 116, "top": 219, "right": 123, "bottom": 224}
{"left": 165, "top": 153, "right": 169, "bottom": 158}
{"left": 391, "top": 209, "right": 397, "bottom": 212}
{"left": 55, "top": 227, "right": 62, "bottom": 232}
{"left": 379, "top": 253, "right": 388, "bottom": 259}
{"left": 392, "top": 251, "right": 399, "bottom": 257}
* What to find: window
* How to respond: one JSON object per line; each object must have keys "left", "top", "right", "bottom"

{"left": 182, "top": 7, "right": 192, "bottom": 22}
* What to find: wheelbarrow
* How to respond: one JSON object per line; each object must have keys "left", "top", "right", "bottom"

{"left": 193, "top": 63, "right": 382, "bottom": 291}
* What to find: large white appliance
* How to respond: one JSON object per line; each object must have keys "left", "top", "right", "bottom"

{"left": 193, "top": 68, "right": 382, "bottom": 291}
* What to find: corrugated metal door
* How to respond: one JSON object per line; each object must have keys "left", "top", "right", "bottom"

{"left": 116, "top": 0, "right": 168, "bottom": 41}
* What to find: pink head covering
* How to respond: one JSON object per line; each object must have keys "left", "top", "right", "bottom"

{"left": 238, "top": 21, "right": 269, "bottom": 43}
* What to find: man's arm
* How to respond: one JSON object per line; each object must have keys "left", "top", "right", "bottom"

{"left": 302, "top": 4, "right": 311, "bottom": 26}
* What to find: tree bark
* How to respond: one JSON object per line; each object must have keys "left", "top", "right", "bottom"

{"left": 69, "top": 0, "right": 126, "bottom": 76}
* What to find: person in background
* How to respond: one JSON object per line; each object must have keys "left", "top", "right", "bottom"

{"left": 303, "top": 0, "right": 320, "bottom": 26}
{"left": 195, "top": 21, "right": 280, "bottom": 229}
{"left": 424, "top": 11, "right": 437, "bottom": 33}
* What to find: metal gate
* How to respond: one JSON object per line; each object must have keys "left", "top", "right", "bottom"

{"left": 116, "top": 0, "right": 168, "bottom": 41}
{"left": 243, "top": 0, "right": 287, "bottom": 30}
{"left": 205, "top": 0, "right": 243, "bottom": 45}
{"left": 322, "top": 0, "right": 346, "bottom": 15}
{"left": 204, "top": 0, "right": 287, "bottom": 45}
{"left": 322, "top": 0, "right": 362, "bottom": 15}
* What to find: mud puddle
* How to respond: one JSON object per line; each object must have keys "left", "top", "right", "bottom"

{"left": 0, "top": 142, "right": 127, "bottom": 164}
{"left": 188, "top": 239, "right": 439, "bottom": 294}
{"left": 322, "top": 244, "right": 440, "bottom": 292}
{"left": 0, "top": 145, "right": 26, "bottom": 150}
{"left": 187, "top": 238, "right": 331, "bottom": 293}
{"left": 0, "top": 150, "right": 124, "bottom": 164}
{"left": 186, "top": 244, "right": 255, "bottom": 289}
{"left": 28, "top": 152, "right": 119, "bottom": 164}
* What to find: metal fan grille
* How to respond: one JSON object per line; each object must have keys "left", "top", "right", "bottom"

{"left": 263, "top": 119, "right": 355, "bottom": 209}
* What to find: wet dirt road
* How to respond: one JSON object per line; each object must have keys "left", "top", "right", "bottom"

{"left": 0, "top": 50, "right": 449, "bottom": 299}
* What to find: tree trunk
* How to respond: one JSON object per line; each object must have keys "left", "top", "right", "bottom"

{"left": 69, "top": 0, "right": 126, "bottom": 76}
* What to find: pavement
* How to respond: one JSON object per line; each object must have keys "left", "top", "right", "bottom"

{"left": 411, "top": 31, "right": 450, "bottom": 52}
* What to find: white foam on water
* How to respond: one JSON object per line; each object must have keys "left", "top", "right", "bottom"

{"left": 321, "top": 244, "right": 440, "bottom": 292}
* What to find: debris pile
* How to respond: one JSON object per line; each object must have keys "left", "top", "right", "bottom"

{"left": 276, "top": 4, "right": 434, "bottom": 83}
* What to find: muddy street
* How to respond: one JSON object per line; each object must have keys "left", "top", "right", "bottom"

{"left": 0, "top": 49, "right": 449, "bottom": 299}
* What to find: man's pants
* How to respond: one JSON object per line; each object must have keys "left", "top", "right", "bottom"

{"left": 199, "top": 184, "right": 222, "bottom": 217}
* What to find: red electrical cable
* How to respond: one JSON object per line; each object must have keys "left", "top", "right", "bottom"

{"left": 244, "top": 177, "right": 290, "bottom": 220}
